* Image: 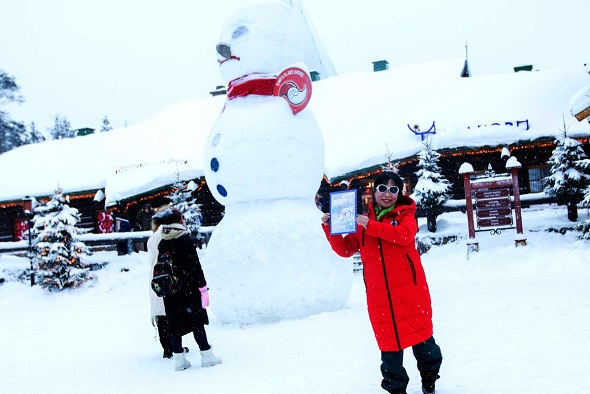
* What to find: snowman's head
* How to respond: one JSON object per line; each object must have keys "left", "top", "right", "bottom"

{"left": 216, "top": 1, "right": 304, "bottom": 83}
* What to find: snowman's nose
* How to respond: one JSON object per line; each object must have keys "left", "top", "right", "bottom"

{"left": 216, "top": 44, "right": 232, "bottom": 59}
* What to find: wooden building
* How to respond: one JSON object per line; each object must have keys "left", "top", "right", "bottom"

{"left": 0, "top": 180, "right": 224, "bottom": 243}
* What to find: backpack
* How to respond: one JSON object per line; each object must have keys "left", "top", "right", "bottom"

{"left": 151, "top": 251, "right": 183, "bottom": 297}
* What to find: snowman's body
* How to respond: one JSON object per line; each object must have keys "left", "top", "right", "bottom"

{"left": 203, "top": 2, "right": 351, "bottom": 324}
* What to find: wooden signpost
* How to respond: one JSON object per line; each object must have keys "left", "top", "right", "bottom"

{"left": 459, "top": 157, "right": 527, "bottom": 255}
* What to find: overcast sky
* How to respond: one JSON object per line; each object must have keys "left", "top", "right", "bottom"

{"left": 1, "top": 0, "right": 588, "bottom": 133}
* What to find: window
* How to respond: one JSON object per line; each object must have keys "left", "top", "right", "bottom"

{"left": 528, "top": 166, "right": 551, "bottom": 193}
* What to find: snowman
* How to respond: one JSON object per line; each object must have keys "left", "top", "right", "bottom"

{"left": 202, "top": 1, "right": 352, "bottom": 325}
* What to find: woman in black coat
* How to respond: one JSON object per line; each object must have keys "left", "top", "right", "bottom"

{"left": 155, "top": 208, "right": 222, "bottom": 371}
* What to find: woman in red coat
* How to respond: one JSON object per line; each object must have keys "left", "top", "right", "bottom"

{"left": 322, "top": 171, "right": 442, "bottom": 394}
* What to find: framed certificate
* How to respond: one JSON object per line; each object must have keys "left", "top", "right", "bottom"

{"left": 330, "top": 189, "right": 358, "bottom": 235}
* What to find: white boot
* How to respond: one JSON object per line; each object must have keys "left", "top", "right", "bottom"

{"left": 173, "top": 352, "right": 191, "bottom": 371}
{"left": 200, "top": 348, "right": 222, "bottom": 367}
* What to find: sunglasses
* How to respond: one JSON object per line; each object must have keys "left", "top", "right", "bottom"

{"left": 375, "top": 184, "right": 400, "bottom": 194}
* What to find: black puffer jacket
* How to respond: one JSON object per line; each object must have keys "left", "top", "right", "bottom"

{"left": 158, "top": 224, "right": 208, "bottom": 335}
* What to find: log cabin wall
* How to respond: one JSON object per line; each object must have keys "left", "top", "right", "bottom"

{"left": 0, "top": 204, "right": 24, "bottom": 242}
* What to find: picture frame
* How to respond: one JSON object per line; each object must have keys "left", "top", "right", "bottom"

{"left": 330, "top": 189, "right": 358, "bottom": 235}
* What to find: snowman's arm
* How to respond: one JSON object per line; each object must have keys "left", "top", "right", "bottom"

{"left": 322, "top": 224, "right": 360, "bottom": 258}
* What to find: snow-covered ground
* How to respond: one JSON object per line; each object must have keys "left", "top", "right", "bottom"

{"left": 1, "top": 204, "right": 589, "bottom": 393}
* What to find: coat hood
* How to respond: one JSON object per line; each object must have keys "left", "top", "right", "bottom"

{"left": 368, "top": 195, "right": 416, "bottom": 220}
{"left": 160, "top": 223, "right": 189, "bottom": 241}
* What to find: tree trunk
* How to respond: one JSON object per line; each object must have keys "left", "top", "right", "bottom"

{"left": 426, "top": 212, "right": 437, "bottom": 232}
{"left": 567, "top": 203, "right": 578, "bottom": 222}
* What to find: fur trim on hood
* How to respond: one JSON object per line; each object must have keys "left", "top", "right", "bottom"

{"left": 160, "top": 223, "right": 189, "bottom": 241}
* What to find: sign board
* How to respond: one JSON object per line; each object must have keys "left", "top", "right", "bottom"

{"left": 477, "top": 216, "right": 513, "bottom": 228}
{"left": 273, "top": 67, "right": 312, "bottom": 115}
{"left": 574, "top": 105, "right": 590, "bottom": 122}
{"left": 475, "top": 197, "right": 511, "bottom": 210}
{"left": 329, "top": 189, "right": 357, "bottom": 235}
{"left": 476, "top": 207, "right": 512, "bottom": 218}
{"left": 475, "top": 189, "right": 510, "bottom": 199}
{"left": 461, "top": 164, "right": 526, "bottom": 248}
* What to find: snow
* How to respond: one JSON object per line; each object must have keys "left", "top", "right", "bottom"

{"left": 216, "top": 2, "right": 304, "bottom": 83}
{"left": 505, "top": 156, "right": 521, "bottom": 168}
{"left": 202, "top": 2, "right": 350, "bottom": 324}
{"left": 569, "top": 84, "right": 590, "bottom": 116}
{"left": 458, "top": 163, "right": 474, "bottom": 174}
{"left": 1, "top": 63, "right": 589, "bottom": 203}
{"left": 1, "top": 204, "right": 589, "bottom": 393}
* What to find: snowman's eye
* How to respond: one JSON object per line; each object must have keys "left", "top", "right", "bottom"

{"left": 232, "top": 26, "right": 248, "bottom": 39}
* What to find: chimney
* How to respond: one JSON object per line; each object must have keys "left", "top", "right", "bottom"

{"left": 372, "top": 60, "right": 389, "bottom": 72}
{"left": 513, "top": 65, "right": 533, "bottom": 73}
{"left": 209, "top": 85, "right": 227, "bottom": 97}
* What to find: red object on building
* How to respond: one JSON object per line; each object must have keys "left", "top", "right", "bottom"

{"left": 96, "top": 210, "right": 114, "bottom": 233}
{"left": 14, "top": 219, "right": 29, "bottom": 241}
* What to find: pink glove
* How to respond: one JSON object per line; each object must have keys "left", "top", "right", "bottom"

{"left": 199, "top": 286, "right": 209, "bottom": 309}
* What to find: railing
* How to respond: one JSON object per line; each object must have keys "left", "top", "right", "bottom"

{"left": 415, "top": 192, "right": 554, "bottom": 217}
{"left": 0, "top": 227, "right": 215, "bottom": 255}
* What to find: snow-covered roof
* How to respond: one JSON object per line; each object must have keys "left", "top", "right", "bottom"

{"left": 569, "top": 84, "right": 590, "bottom": 117}
{"left": 1, "top": 60, "right": 589, "bottom": 205}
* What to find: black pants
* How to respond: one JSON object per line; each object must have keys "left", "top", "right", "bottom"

{"left": 169, "top": 325, "right": 211, "bottom": 354}
{"left": 155, "top": 316, "right": 172, "bottom": 356}
{"left": 380, "top": 336, "right": 443, "bottom": 393}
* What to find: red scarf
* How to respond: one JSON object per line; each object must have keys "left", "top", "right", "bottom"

{"left": 227, "top": 74, "right": 277, "bottom": 100}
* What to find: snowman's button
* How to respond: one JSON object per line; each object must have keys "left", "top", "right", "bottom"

{"left": 217, "top": 184, "right": 228, "bottom": 197}
{"left": 210, "top": 158, "right": 220, "bottom": 172}
{"left": 212, "top": 133, "right": 221, "bottom": 146}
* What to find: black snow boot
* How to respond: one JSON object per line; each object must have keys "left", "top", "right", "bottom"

{"left": 420, "top": 370, "right": 440, "bottom": 394}
{"left": 164, "top": 347, "right": 188, "bottom": 358}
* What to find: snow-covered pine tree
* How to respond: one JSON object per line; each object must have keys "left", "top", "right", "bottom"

{"left": 0, "top": 69, "right": 26, "bottom": 153}
{"left": 411, "top": 138, "right": 451, "bottom": 232}
{"left": 574, "top": 159, "right": 590, "bottom": 239}
{"left": 31, "top": 188, "right": 93, "bottom": 290}
{"left": 543, "top": 127, "right": 590, "bottom": 222}
{"left": 49, "top": 115, "right": 74, "bottom": 139}
{"left": 24, "top": 121, "right": 45, "bottom": 144}
{"left": 167, "top": 177, "right": 202, "bottom": 237}
{"left": 100, "top": 116, "right": 112, "bottom": 132}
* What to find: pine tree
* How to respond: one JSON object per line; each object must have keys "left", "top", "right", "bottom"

{"left": 31, "top": 188, "right": 93, "bottom": 290}
{"left": 544, "top": 128, "right": 590, "bottom": 222}
{"left": 0, "top": 116, "right": 26, "bottom": 153}
{"left": 0, "top": 69, "right": 26, "bottom": 154}
{"left": 49, "top": 115, "right": 75, "bottom": 139}
{"left": 29, "top": 121, "right": 45, "bottom": 143}
{"left": 20, "top": 121, "right": 46, "bottom": 145}
{"left": 100, "top": 116, "right": 112, "bottom": 132}
{"left": 411, "top": 138, "right": 451, "bottom": 232}
{"left": 167, "top": 176, "right": 202, "bottom": 236}
{"left": 574, "top": 159, "right": 590, "bottom": 239}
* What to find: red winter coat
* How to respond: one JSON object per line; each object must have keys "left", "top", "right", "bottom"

{"left": 323, "top": 196, "right": 433, "bottom": 351}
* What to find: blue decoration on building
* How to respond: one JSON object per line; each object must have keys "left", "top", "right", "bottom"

{"left": 516, "top": 120, "right": 530, "bottom": 130}
{"left": 467, "top": 119, "right": 529, "bottom": 130}
{"left": 407, "top": 121, "right": 436, "bottom": 141}
{"left": 211, "top": 158, "right": 219, "bottom": 172}
{"left": 216, "top": 184, "right": 227, "bottom": 197}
